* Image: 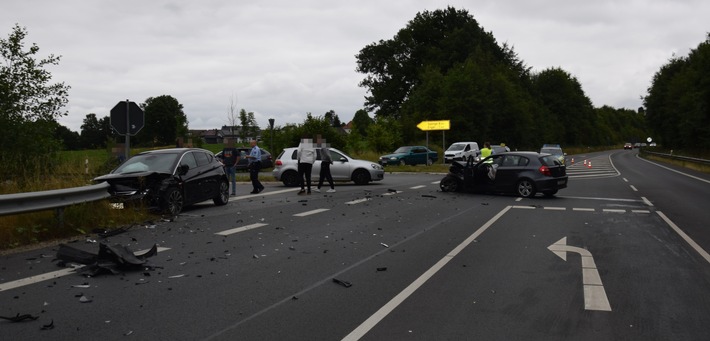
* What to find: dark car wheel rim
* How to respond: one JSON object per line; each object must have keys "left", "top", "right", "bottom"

{"left": 215, "top": 181, "right": 229, "bottom": 204}
{"left": 427, "top": 158, "right": 433, "bottom": 166}
{"left": 399, "top": 160, "right": 406, "bottom": 166}
{"left": 282, "top": 171, "right": 299, "bottom": 187}
{"left": 517, "top": 180, "right": 534, "bottom": 198}
{"left": 165, "top": 189, "right": 184, "bottom": 215}
{"left": 440, "top": 176, "right": 459, "bottom": 192}
{"left": 353, "top": 170, "right": 370, "bottom": 185}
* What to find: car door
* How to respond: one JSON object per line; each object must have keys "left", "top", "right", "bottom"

{"left": 328, "top": 149, "right": 350, "bottom": 180}
{"left": 178, "top": 152, "right": 201, "bottom": 205}
{"left": 472, "top": 155, "right": 503, "bottom": 191}
{"left": 193, "top": 151, "right": 219, "bottom": 202}
{"left": 493, "top": 155, "right": 527, "bottom": 192}
{"left": 411, "top": 147, "right": 426, "bottom": 165}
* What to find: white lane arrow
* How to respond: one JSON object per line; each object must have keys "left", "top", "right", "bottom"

{"left": 548, "top": 237, "right": 612, "bottom": 311}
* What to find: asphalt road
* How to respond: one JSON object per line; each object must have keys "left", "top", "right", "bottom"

{"left": 1, "top": 149, "right": 709, "bottom": 340}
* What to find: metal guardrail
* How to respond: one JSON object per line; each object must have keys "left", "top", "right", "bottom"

{"left": 0, "top": 183, "right": 111, "bottom": 225}
{"left": 642, "top": 150, "right": 710, "bottom": 165}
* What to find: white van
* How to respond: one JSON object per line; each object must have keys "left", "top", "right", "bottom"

{"left": 444, "top": 142, "right": 480, "bottom": 163}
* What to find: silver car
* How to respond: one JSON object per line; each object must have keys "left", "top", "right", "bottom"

{"left": 273, "top": 147, "right": 385, "bottom": 186}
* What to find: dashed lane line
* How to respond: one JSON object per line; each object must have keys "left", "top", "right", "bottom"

{"left": 293, "top": 208, "right": 330, "bottom": 217}
{"left": 215, "top": 223, "right": 269, "bottom": 236}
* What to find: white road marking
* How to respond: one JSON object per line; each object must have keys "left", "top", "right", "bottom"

{"left": 293, "top": 208, "right": 330, "bottom": 217}
{"left": 657, "top": 211, "right": 710, "bottom": 264}
{"left": 341, "top": 206, "right": 513, "bottom": 341}
{"left": 512, "top": 205, "right": 536, "bottom": 209}
{"left": 346, "top": 198, "right": 370, "bottom": 205}
{"left": 573, "top": 208, "right": 596, "bottom": 212}
{"left": 548, "top": 237, "right": 611, "bottom": 311}
{"left": 602, "top": 209, "right": 626, "bottom": 213}
{"left": 632, "top": 210, "right": 650, "bottom": 214}
{"left": 544, "top": 207, "right": 566, "bottom": 211}
{"left": 515, "top": 197, "right": 523, "bottom": 202}
{"left": 0, "top": 247, "right": 171, "bottom": 292}
{"left": 637, "top": 155, "right": 710, "bottom": 184}
{"left": 215, "top": 223, "right": 268, "bottom": 236}
{"left": 641, "top": 196, "right": 654, "bottom": 207}
{"left": 410, "top": 185, "right": 426, "bottom": 189}
{"left": 431, "top": 181, "right": 441, "bottom": 184}
{"left": 231, "top": 187, "right": 300, "bottom": 201}
{"left": 623, "top": 178, "right": 628, "bottom": 182}
{"left": 630, "top": 185, "right": 638, "bottom": 192}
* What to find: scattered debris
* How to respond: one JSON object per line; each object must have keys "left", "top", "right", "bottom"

{"left": 168, "top": 274, "right": 185, "bottom": 279}
{"left": 332, "top": 278, "right": 352, "bottom": 288}
{"left": 376, "top": 267, "right": 388, "bottom": 272}
{"left": 72, "top": 283, "right": 90, "bottom": 288}
{"left": 40, "top": 319, "right": 54, "bottom": 330}
{"left": 421, "top": 194, "right": 437, "bottom": 198}
{"left": 0, "top": 313, "right": 39, "bottom": 322}
{"left": 56, "top": 242, "right": 159, "bottom": 276}
{"left": 79, "top": 295, "right": 92, "bottom": 303}
{"left": 380, "top": 243, "right": 389, "bottom": 248}
{"left": 387, "top": 189, "right": 397, "bottom": 192}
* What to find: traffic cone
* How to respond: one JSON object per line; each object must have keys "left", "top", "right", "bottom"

{"left": 587, "top": 161, "right": 592, "bottom": 168}
{"left": 583, "top": 160, "right": 587, "bottom": 165}
{"left": 571, "top": 158, "right": 574, "bottom": 164}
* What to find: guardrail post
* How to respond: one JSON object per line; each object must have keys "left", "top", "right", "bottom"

{"left": 55, "top": 207, "right": 65, "bottom": 229}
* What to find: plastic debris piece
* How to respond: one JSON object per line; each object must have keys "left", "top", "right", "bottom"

{"left": 72, "top": 284, "right": 90, "bottom": 288}
{"left": 79, "top": 295, "right": 92, "bottom": 303}
{"left": 377, "top": 267, "right": 388, "bottom": 271}
{"left": 380, "top": 243, "right": 389, "bottom": 248}
{"left": 332, "top": 278, "right": 352, "bottom": 288}
{"left": 0, "top": 313, "right": 39, "bottom": 322}
{"left": 421, "top": 194, "right": 437, "bottom": 198}
{"left": 168, "top": 274, "right": 185, "bottom": 279}
{"left": 40, "top": 320, "right": 54, "bottom": 330}
{"left": 56, "top": 242, "right": 159, "bottom": 277}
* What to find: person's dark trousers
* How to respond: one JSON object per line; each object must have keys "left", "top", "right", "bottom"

{"left": 250, "top": 162, "right": 263, "bottom": 193}
{"left": 318, "top": 162, "right": 334, "bottom": 189}
{"left": 298, "top": 162, "right": 313, "bottom": 191}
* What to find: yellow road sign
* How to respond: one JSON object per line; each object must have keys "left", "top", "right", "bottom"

{"left": 417, "top": 120, "right": 450, "bottom": 131}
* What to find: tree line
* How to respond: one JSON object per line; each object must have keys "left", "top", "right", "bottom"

{"left": 3, "top": 9, "right": 708, "bottom": 180}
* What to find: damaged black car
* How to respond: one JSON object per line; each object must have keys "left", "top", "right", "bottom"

{"left": 439, "top": 151, "right": 568, "bottom": 198}
{"left": 94, "top": 148, "right": 229, "bottom": 215}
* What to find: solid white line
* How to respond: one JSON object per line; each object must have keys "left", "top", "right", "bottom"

{"left": 630, "top": 185, "right": 638, "bottom": 192}
{"left": 410, "top": 185, "right": 426, "bottom": 189}
{"left": 0, "top": 247, "right": 170, "bottom": 292}
{"left": 346, "top": 198, "right": 370, "bottom": 205}
{"left": 656, "top": 211, "right": 710, "bottom": 264}
{"left": 573, "top": 208, "right": 595, "bottom": 212}
{"left": 215, "top": 223, "right": 268, "bottom": 236}
{"left": 231, "top": 187, "right": 300, "bottom": 201}
{"left": 623, "top": 178, "right": 628, "bottom": 182}
{"left": 341, "top": 206, "right": 513, "bottom": 341}
{"left": 293, "top": 208, "right": 330, "bottom": 217}
{"left": 637, "top": 155, "right": 710, "bottom": 184}
{"left": 559, "top": 196, "right": 641, "bottom": 203}
{"left": 641, "top": 196, "right": 654, "bottom": 207}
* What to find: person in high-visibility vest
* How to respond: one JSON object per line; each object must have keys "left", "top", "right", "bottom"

{"left": 480, "top": 142, "right": 493, "bottom": 159}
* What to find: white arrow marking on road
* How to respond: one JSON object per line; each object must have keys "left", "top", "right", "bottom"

{"left": 548, "top": 237, "right": 612, "bottom": 311}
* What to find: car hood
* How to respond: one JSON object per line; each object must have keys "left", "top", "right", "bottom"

{"left": 380, "top": 152, "right": 407, "bottom": 159}
{"left": 94, "top": 171, "right": 171, "bottom": 181}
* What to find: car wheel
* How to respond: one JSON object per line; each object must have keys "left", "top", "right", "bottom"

{"left": 281, "top": 170, "right": 299, "bottom": 187}
{"left": 543, "top": 189, "right": 558, "bottom": 197}
{"left": 352, "top": 169, "right": 370, "bottom": 185}
{"left": 162, "top": 188, "right": 184, "bottom": 215}
{"left": 516, "top": 179, "right": 536, "bottom": 198}
{"left": 213, "top": 180, "right": 229, "bottom": 205}
{"left": 440, "top": 175, "right": 461, "bottom": 192}
{"left": 399, "top": 159, "right": 406, "bottom": 166}
{"left": 426, "top": 158, "right": 433, "bottom": 166}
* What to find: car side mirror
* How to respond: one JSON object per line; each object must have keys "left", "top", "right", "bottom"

{"left": 178, "top": 164, "right": 189, "bottom": 176}
{"left": 339, "top": 157, "right": 347, "bottom": 162}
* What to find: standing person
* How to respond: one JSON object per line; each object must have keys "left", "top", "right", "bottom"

{"left": 246, "top": 139, "right": 264, "bottom": 194}
{"left": 315, "top": 136, "right": 335, "bottom": 193}
{"left": 221, "top": 139, "right": 239, "bottom": 196}
{"left": 297, "top": 137, "right": 315, "bottom": 195}
{"left": 480, "top": 142, "right": 493, "bottom": 159}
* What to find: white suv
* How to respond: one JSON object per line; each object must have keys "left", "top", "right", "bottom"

{"left": 444, "top": 142, "right": 480, "bottom": 163}
{"left": 272, "top": 147, "right": 385, "bottom": 187}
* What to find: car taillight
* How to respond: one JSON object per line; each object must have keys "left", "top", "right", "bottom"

{"left": 539, "top": 165, "right": 551, "bottom": 176}
{"left": 275, "top": 160, "right": 283, "bottom": 166}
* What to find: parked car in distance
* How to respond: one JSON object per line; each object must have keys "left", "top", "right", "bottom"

{"left": 379, "top": 146, "right": 438, "bottom": 166}
{"left": 439, "top": 151, "right": 568, "bottom": 198}
{"left": 444, "top": 142, "right": 480, "bottom": 163}
{"left": 216, "top": 147, "right": 273, "bottom": 170}
{"left": 624, "top": 143, "right": 633, "bottom": 150}
{"left": 94, "top": 148, "right": 229, "bottom": 215}
{"left": 540, "top": 144, "right": 566, "bottom": 165}
{"left": 273, "top": 147, "right": 384, "bottom": 187}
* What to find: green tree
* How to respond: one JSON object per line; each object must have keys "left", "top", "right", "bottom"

{"left": 80, "top": 113, "right": 112, "bottom": 149}
{"left": 0, "top": 24, "right": 69, "bottom": 177}
{"left": 351, "top": 109, "right": 373, "bottom": 136}
{"left": 238, "top": 108, "right": 258, "bottom": 141}
{"left": 138, "top": 95, "right": 188, "bottom": 146}
{"left": 54, "top": 123, "right": 81, "bottom": 150}
{"left": 367, "top": 117, "right": 402, "bottom": 153}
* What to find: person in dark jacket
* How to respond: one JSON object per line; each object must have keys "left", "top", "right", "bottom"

{"left": 315, "top": 136, "right": 335, "bottom": 193}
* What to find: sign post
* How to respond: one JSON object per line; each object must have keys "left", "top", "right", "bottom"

{"left": 111, "top": 100, "right": 145, "bottom": 161}
{"left": 416, "top": 120, "right": 450, "bottom": 161}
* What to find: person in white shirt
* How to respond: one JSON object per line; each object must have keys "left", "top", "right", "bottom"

{"left": 297, "top": 137, "right": 315, "bottom": 195}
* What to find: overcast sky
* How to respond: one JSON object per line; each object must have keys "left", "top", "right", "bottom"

{"left": 2, "top": 0, "right": 708, "bottom": 132}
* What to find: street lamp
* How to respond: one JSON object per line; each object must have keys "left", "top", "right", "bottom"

{"left": 268, "top": 118, "right": 275, "bottom": 153}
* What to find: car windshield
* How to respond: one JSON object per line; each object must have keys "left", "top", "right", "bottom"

{"left": 447, "top": 144, "right": 465, "bottom": 151}
{"left": 394, "top": 147, "right": 411, "bottom": 153}
{"left": 114, "top": 153, "right": 179, "bottom": 174}
{"left": 541, "top": 148, "right": 562, "bottom": 156}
